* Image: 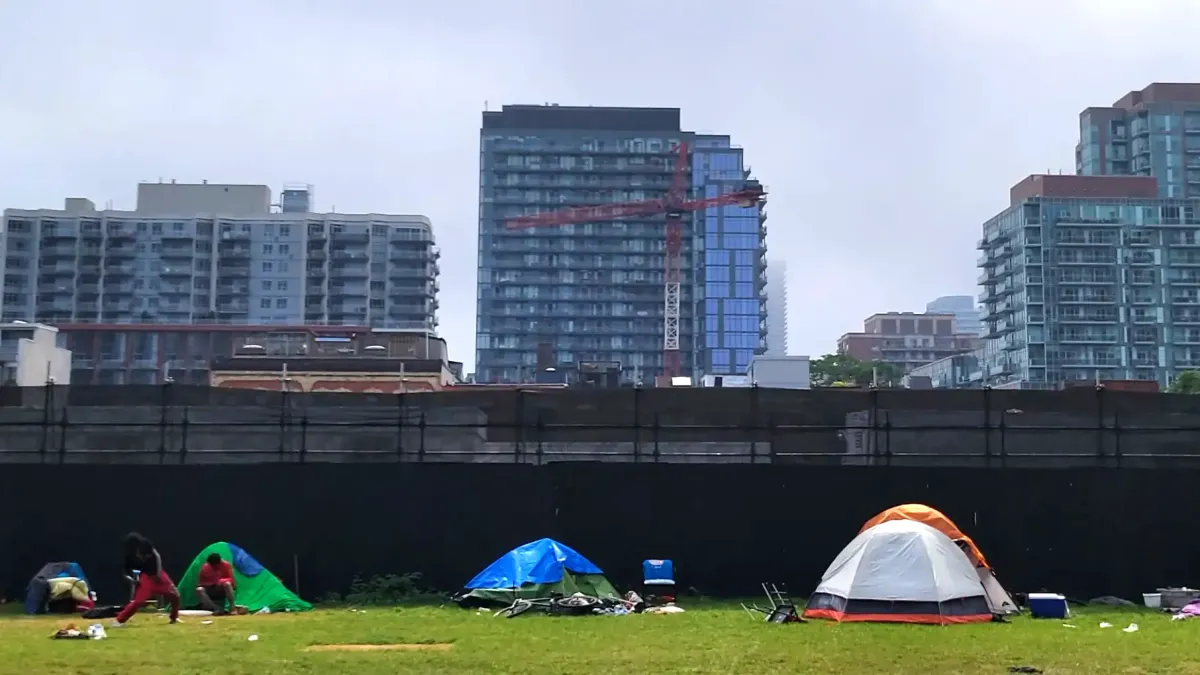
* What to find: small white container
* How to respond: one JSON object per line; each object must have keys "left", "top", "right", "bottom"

{"left": 1143, "top": 593, "right": 1162, "bottom": 609}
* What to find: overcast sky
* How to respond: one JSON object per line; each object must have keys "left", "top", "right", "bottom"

{"left": 1, "top": 0, "right": 1196, "bottom": 372}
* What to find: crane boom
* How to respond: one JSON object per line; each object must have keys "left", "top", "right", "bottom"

{"left": 499, "top": 140, "right": 766, "bottom": 382}
{"left": 504, "top": 188, "right": 765, "bottom": 230}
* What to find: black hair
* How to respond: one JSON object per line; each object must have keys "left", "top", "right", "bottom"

{"left": 206, "top": 552, "right": 222, "bottom": 566}
{"left": 122, "top": 532, "right": 146, "bottom": 552}
{"left": 123, "top": 532, "right": 154, "bottom": 556}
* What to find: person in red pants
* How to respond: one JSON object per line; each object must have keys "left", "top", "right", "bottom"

{"left": 112, "top": 532, "right": 180, "bottom": 626}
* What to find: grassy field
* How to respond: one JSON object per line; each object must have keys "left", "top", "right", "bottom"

{"left": 0, "top": 603, "right": 1196, "bottom": 674}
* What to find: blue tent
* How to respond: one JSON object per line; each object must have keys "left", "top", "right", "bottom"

{"left": 458, "top": 538, "right": 619, "bottom": 605}
{"left": 25, "top": 561, "right": 90, "bottom": 614}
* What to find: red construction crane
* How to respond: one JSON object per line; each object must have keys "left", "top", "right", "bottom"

{"left": 505, "top": 141, "right": 766, "bottom": 379}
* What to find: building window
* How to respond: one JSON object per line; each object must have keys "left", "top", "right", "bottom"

{"left": 277, "top": 280, "right": 288, "bottom": 291}
{"left": 262, "top": 281, "right": 272, "bottom": 290}
{"left": 260, "top": 299, "right": 271, "bottom": 308}
{"left": 279, "top": 244, "right": 290, "bottom": 255}
{"left": 262, "top": 262, "right": 273, "bottom": 272}
{"left": 262, "top": 244, "right": 274, "bottom": 254}
{"left": 280, "top": 225, "right": 290, "bottom": 236}
{"left": 275, "top": 298, "right": 287, "bottom": 308}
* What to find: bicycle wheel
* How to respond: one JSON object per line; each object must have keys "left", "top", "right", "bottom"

{"left": 494, "top": 599, "right": 536, "bottom": 619}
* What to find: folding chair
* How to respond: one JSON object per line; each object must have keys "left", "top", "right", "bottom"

{"left": 642, "top": 559, "right": 676, "bottom": 606}
{"left": 742, "top": 582, "right": 806, "bottom": 623}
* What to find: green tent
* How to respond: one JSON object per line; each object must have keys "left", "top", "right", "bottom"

{"left": 456, "top": 538, "right": 620, "bottom": 607}
{"left": 177, "top": 542, "right": 311, "bottom": 613}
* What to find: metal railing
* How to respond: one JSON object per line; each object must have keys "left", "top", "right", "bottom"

{"left": 1, "top": 383, "right": 1200, "bottom": 466}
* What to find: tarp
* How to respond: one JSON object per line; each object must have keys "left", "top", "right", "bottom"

{"left": 804, "top": 520, "right": 993, "bottom": 625}
{"left": 457, "top": 538, "right": 618, "bottom": 607}
{"left": 860, "top": 504, "right": 991, "bottom": 569}
{"left": 177, "top": 542, "right": 311, "bottom": 613}
{"left": 466, "top": 538, "right": 603, "bottom": 589}
{"left": 24, "top": 562, "right": 90, "bottom": 614}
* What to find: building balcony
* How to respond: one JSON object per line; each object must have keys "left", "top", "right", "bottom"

{"left": 332, "top": 266, "right": 369, "bottom": 279}
{"left": 217, "top": 263, "right": 250, "bottom": 275}
{"left": 330, "top": 232, "right": 370, "bottom": 244}
{"left": 218, "top": 246, "right": 252, "bottom": 258}
{"left": 218, "top": 229, "right": 251, "bottom": 241}
{"left": 1058, "top": 334, "right": 1119, "bottom": 344}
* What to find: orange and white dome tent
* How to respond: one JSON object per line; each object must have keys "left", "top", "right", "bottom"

{"left": 802, "top": 520, "right": 995, "bottom": 625}
{"left": 860, "top": 504, "right": 1018, "bottom": 614}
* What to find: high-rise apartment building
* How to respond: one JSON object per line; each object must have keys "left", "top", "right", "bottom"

{"left": 475, "top": 105, "right": 766, "bottom": 384}
{"left": 1076, "top": 82, "right": 1200, "bottom": 199}
{"left": 1, "top": 182, "right": 440, "bottom": 383}
{"left": 974, "top": 173, "right": 1200, "bottom": 388}
{"left": 926, "top": 295, "right": 980, "bottom": 336}
{"left": 765, "top": 259, "right": 788, "bottom": 356}
{"left": 694, "top": 136, "right": 768, "bottom": 375}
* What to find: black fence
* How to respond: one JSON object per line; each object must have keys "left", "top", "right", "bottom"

{"left": 2, "top": 463, "right": 1196, "bottom": 604}
{"left": 2, "top": 384, "right": 1200, "bottom": 466}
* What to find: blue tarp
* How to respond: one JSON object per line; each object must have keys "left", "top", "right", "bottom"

{"left": 230, "top": 543, "right": 265, "bottom": 576}
{"left": 465, "top": 538, "right": 604, "bottom": 589}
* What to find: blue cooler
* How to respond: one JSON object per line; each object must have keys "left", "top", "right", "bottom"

{"left": 1027, "top": 593, "right": 1068, "bottom": 619}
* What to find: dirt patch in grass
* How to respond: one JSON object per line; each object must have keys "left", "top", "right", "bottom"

{"left": 303, "top": 643, "right": 453, "bottom": 653}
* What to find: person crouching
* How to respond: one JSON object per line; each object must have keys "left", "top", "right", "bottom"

{"left": 196, "top": 553, "right": 239, "bottom": 615}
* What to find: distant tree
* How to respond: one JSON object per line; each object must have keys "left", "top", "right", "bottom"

{"left": 1169, "top": 370, "right": 1200, "bottom": 394}
{"left": 810, "top": 353, "right": 902, "bottom": 388}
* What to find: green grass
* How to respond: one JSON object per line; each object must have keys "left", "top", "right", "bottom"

{"left": 0, "top": 603, "right": 1198, "bottom": 674}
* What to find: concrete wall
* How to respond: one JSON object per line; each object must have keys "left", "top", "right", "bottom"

{"left": 2, "top": 385, "right": 1200, "bottom": 467}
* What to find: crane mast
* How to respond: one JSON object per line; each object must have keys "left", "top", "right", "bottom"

{"left": 506, "top": 141, "right": 765, "bottom": 382}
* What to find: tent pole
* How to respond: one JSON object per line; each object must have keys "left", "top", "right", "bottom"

{"left": 293, "top": 554, "right": 301, "bottom": 597}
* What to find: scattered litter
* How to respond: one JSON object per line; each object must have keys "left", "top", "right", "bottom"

{"left": 53, "top": 623, "right": 106, "bottom": 640}
{"left": 304, "top": 643, "right": 453, "bottom": 653}
{"left": 1062, "top": 623, "right": 1077, "bottom": 628}
{"left": 1123, "top": 623, "right": 1139, "bottom": 633}
{"left": 1099, "top": 621, "right": 1112, "bottom": 628}
{"left": 1172, "top": 598, "right": 1200, "bottom": 620}
{"left": 645, "top": 605, "right": 685, "bottom": 614}
{"left": 248, "top": 634, "right": 259, "bottom": 641}
{"left": 178, "top": 609, "right": 213, "bottom": 617}
{"left": 1007, "top": 667, "right": 1042, "bottom": 674}
{"left": 255, "top": 607, "right": 271, "bottom": 615}
{"left": 201, "top": 620, "right": 213, "bottom": 625}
